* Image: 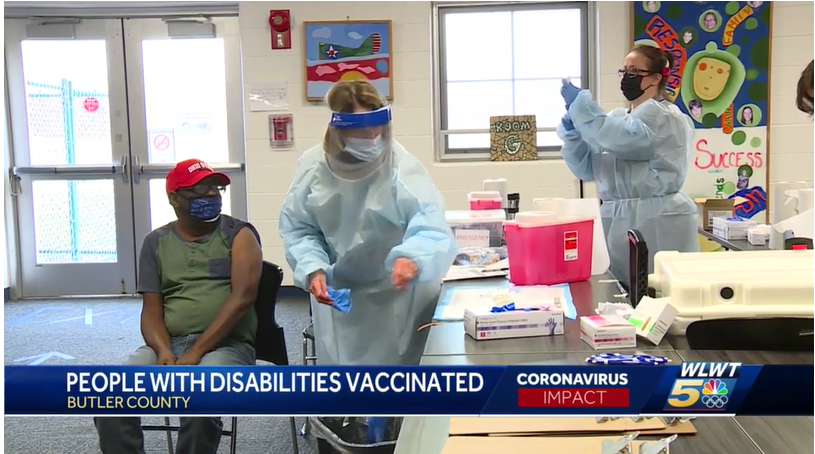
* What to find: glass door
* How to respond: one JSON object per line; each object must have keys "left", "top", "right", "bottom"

{"left": 5, "top": 18, "right": 136, "bottom": 297}
{"left": 123, "top": 17, "right": 247, "bottom": 245}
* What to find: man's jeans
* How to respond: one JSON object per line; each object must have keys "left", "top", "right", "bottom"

{"left": 94, "top": 334, "right": 254, "bottom": 454}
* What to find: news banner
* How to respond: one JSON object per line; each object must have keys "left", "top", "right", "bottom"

{"left": 4, "top": 363, "right": 812, "bottom": 416}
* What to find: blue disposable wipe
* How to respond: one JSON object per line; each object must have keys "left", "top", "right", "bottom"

{"left": 491, "top": 303, "right": 516, "bottom": 313}
{"left": 327, "top": 286, "right": 352, "bottom": 314}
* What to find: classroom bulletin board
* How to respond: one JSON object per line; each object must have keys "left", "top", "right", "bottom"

{"left": 631, "top": 1, "right": 773, "bottom": 223}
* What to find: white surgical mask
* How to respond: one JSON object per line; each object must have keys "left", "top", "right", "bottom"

{"left": 344, "top": 136, "right": 385, "bottom": 161}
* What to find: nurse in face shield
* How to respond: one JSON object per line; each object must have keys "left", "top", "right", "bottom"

{"left": 279, "top": 80, "right": 456, "bottom": 368}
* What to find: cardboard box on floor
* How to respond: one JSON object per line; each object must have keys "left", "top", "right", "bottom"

{"left": 441, "top": 436, "right": 667, "bottom": 454}
{"left": 488, "top": 420, "right": 698, "bottom": 436}
{"left": 449, "top": 417, "right": 696, "bottom": 436}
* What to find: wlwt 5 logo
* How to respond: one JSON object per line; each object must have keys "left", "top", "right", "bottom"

{"left": 665, "top": 362, "right": 740, "bottom": 412}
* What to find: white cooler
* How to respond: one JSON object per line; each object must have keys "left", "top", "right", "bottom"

{"left": 647, "top": 250, "right": 814, "bottom": 335}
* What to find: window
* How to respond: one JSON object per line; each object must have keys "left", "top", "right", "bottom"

{"left": 436, "top": 2, "right": 591, "bottom": 160}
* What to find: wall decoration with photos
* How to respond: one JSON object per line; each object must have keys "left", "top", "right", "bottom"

{"left": 302, "top": 20, "right": 393, "bottom": 101}
{"left": 632, "top": 1, "right": 772, "bottom": 222}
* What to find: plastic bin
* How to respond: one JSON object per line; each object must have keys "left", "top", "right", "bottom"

{"left": 309, "top": 416, "right": 403, "bottom": 454}
{"left": 446, "top": 210, "right": 506, "bottom": 248}
{"left": 468, "top": 191, "right": 503, "bottom": 210}
{"left": 504, "top": 212, "right": 594, "bottom": 285}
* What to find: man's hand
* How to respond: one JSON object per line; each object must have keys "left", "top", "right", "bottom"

{"left": 157, "top": 349, "right": 176, "bottom": 365}
{"left": 391, "top": 258, "right": 418, "bottom": 291}
{"left": 309, "top": 271, "right": 333, "bottom": 305}
{"left": 175, "top": 350, "right": 203, "bottom": 366}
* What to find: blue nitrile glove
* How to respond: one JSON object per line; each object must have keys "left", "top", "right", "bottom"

{"left": 561, "top": 113, "right": 575, "bottom": 131}
{"left": 561, "top": 81, "right": 582, "bottom": 108}
{"left": 327, "top": 286, "right": 351, "bottom": 313}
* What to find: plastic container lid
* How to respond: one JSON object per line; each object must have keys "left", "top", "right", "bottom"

{"left": 468, "top": 191, "right": 502, "bottom": 200}
{"left": 445, "top": 209, "right": 506, "bottom": 225}
{"left": 515, "top": 212, "right": 557, "bottom": 225}
{"left": 508, "top": 211, "right": 592, "bottom": 228}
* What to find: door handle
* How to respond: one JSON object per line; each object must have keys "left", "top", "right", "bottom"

{"left": 131, "top": 156, "right": 141, "bottom": 183}
{"left": 12, "top": 163, "right": 126, "bottom": 176}
{"left": 119, "top": 155, "right": 129, "bottom": 183}
{"left": 130, "top": 157, "right": 245, "bottom": 184}
{"left": 8, "top": 167, "right": 21, "bottom": 196}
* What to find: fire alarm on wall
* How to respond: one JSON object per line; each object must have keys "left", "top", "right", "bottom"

{"left": 269, "top": 114, "right": 294, "bottom": 149}
{"left": 269, "top": 10, "right": 291, "bottom": 50}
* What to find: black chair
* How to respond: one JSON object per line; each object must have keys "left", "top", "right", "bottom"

{"left": 299, "top": 323, "right": 317, "bottom": 437}
{"left": 142, "top": 261, "right": 299, "bottom": 454}
{"left": 626, "top": 229, "right": 650, "bottom": 307}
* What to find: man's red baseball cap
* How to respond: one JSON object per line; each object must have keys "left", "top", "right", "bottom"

{"left": 165, "top": 159, "right": 230, "bottom": 194}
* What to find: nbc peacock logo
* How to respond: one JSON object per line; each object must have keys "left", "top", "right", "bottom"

{"left": 701, "top": 379, "right": 729, "bottom": 409}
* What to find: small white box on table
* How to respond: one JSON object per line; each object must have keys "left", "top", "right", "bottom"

{"left": 747, "top": 226, "right": 770, "bottom": 246}
{"left": 626, "top": 296, "right": 678, "bottom": 345}
{"left": 464, "top": 306, "right": 564, "bottom": 341}
{"left": 579, "top": 314, "right": 636, "bottom": 350}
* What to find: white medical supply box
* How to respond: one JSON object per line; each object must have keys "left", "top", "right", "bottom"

{"left": 747, "top": 227, "right": 769, "bottom": 246}
{"left": 579, "top": 314, "right": 637, "bottom": 350}
{"left": 446, "top": 210, "right": 506, "bottom": 248}
{"left": 464, "top": 307, "right": 564, "bottom": 341}
{"left": 627, "top": 296, "right": 678, "bottom": 345}
{"left": 712, "top": 217, "right": 757, "bottom": 240}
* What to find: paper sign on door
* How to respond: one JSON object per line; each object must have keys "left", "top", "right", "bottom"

{"left": 455, "top": 229, "right": 491, "bottom": 248}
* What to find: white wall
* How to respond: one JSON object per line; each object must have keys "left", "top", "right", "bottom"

{"left": 768, "top": 1, "right": 815, "bottom": 182}
{"left": 239, "top": 1, "right": 814, "bottom": 286}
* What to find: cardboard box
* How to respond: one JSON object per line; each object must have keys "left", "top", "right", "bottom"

{"left": 626, "top": 296, "right": 678, "bottom": 345}
{"left": 712, "top": 216, "right": 757, "bottom": 240}
{"left": 449, "top": 416, "right": 697, "bottom": 437}
{"left": 449, "top": 417, "right": 665, "bottom": 435}
{"left": 579, "top": 314, "right": 636, "bottom": 350}
{"left": 695, "top": 198, "right": 734, "bottom": 230}
{"left": 464, "top": 306, "right": 564, "bottom": 341}
{"left": 441, "top": 436, "right": 655, "bottom": 454}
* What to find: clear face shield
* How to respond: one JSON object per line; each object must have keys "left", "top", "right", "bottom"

{"left": 327, "top": 106, "right": 393, "bottom": 163}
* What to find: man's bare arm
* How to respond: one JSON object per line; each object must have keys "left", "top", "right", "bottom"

{"left": 137, "top": 231, "right": 173, "bottom": 359}
{"left": 188, "top": 227, "right": 263, "bottom": 357}
{"left": 140, "top": 293, "right": 172, "bottom": 355}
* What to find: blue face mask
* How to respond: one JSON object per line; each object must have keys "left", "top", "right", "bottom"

{"left": 344, "top": 135, "right": 385, "bottom": 162}
{"left": 188, "top": 196, "right": 222, "bottom": 222}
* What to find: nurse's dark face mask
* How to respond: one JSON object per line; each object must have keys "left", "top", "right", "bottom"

{"left": 618, "top": 68, "right": 661, "bottom": 102}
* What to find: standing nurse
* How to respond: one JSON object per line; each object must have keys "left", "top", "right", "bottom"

{"left": 557, "top": 45, "right": 698, "bottom": 282}
{"left": 279, "top": 80, "right": 456, "bottom": 368}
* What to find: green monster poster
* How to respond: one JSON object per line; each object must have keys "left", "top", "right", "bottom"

{"left": 632, "top": 1, "right": 772, "bottom": 222}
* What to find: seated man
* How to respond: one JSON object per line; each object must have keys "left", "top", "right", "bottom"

{"left": 94, "top": 159, "right": 263, "bottom": 454}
